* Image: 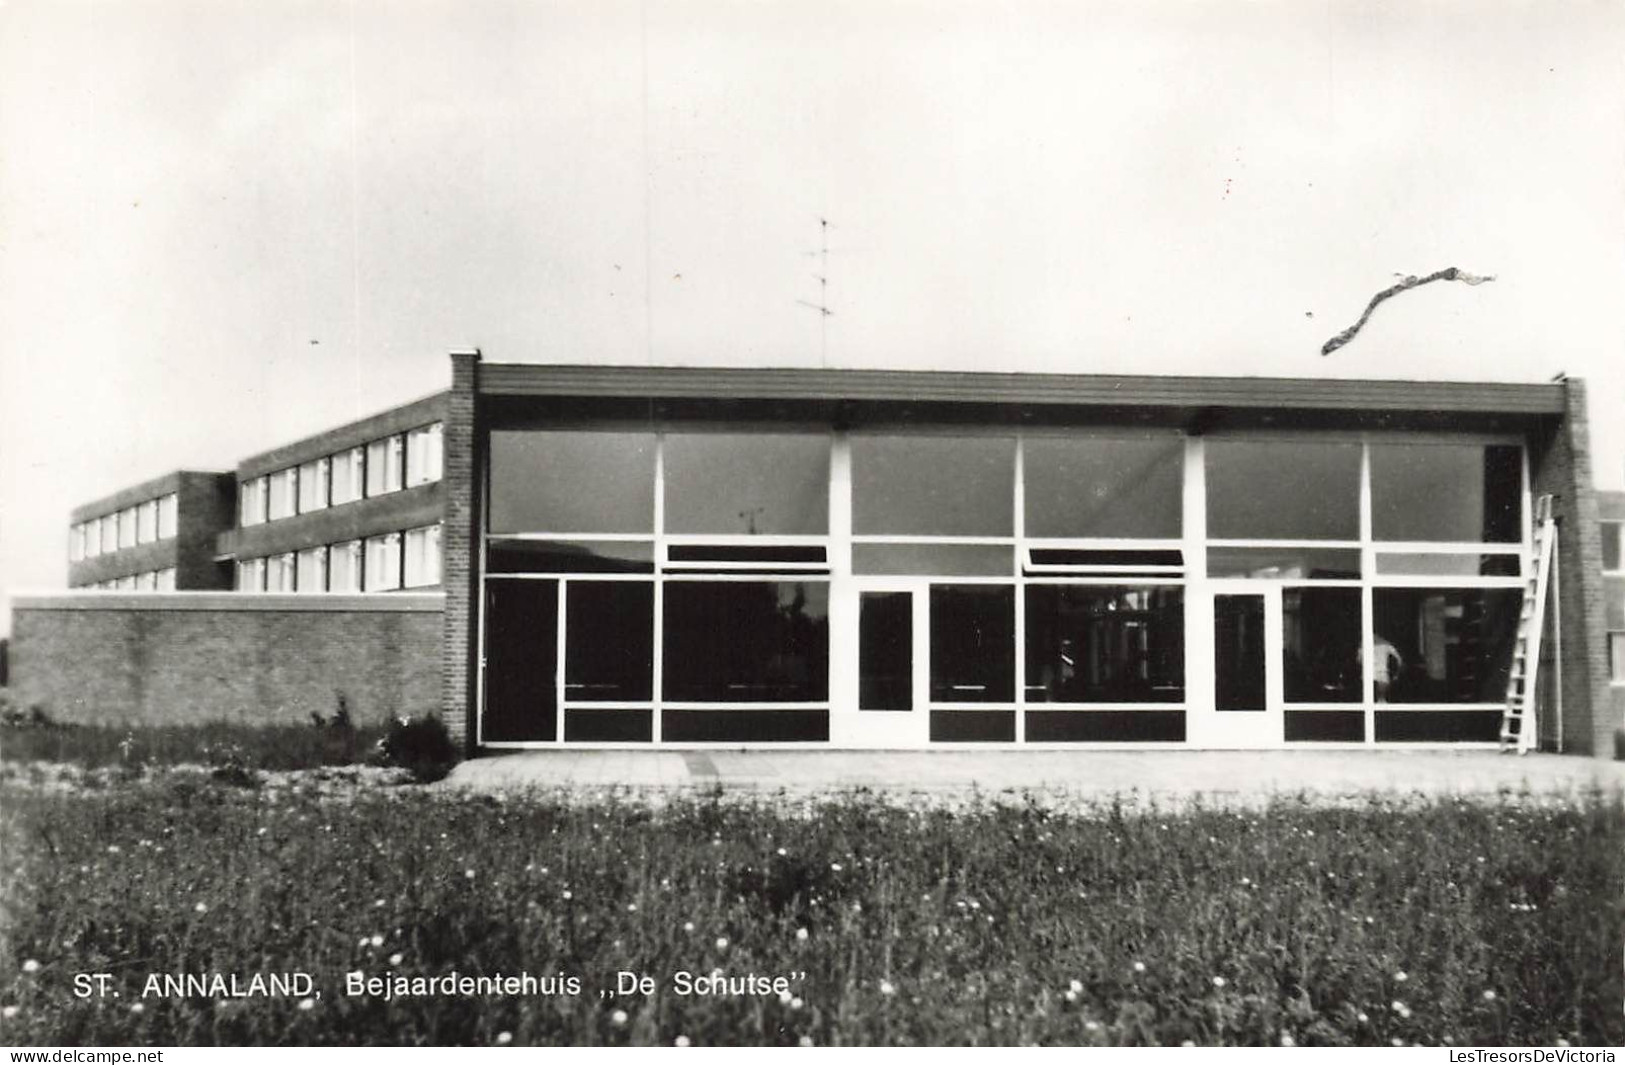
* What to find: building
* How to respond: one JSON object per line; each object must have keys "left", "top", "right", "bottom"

{"left": 67, "top": 471, "right": 236, "bottom": 591}
{"left": 11, "top": 353, "right": 1619, "bottom": 757}
{"left": 217, "top": 391, "right": 446, "bottom": 593}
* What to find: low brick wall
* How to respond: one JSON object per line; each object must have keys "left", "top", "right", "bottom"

{"left": 7, "top": 593, "right": 443, "bottom": 727}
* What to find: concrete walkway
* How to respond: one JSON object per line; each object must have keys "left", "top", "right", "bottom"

{"left": 444, "top": 749, "right": 1625, "bottom": 807}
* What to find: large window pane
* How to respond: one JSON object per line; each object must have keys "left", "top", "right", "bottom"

{"left": 1208, "top": 547, "right": 1361, "bottom": 580}
{"left": 853, "top": 543, "right": 1011, "bottom": 576}
{"left": 1371, "top": 443, "right": 1521, "bottom": 543}
{"left": 1024, "top": 435, "right": 1183, "bottom": 538}
{"left": 329, "top": 540, "right": 362, "bottom": 592}
{"left": 296, "top": 547, "right": 327, "bottom": 592}
{"left": 267, "top": 469, "right": 296, "bottom": 520}
{"left": 930, "top": 584, "right": 1015, "bottom": 702}
{"left": 489, "top": 430, "right": 656, "bottom": 535}
{"left": 853, "top": 435, "right": 1014, "bottom": 537}
{"left": 404, "top": 525, "right": 441, "bottom": 587}
{"left": 1025, "top": 585, "right": 1184, "bottom": 703}
{"left": 662, "top": 581, "right": 829, "bottom": 702}
{"left": 1282, "top": 586, "right": 1361, "bottom": 703}
{"left": 406, "top": 423, "right": 444, "bottom": 487}
{"left": 483, "top": 579, "right": 558, "bottom": 741}
{"left": 298, "top": 459, "right": 329, "bottom": 513}
{"left": 664, "top": 433, "right": 829, "bottom": 535}
{"left": 157, "top": 494, "right": 178, "bottom": 539}
{"left": 487, "top": 540, "right": 655, "bottom": 574}
{"left": 566, "top": 582, "right": 653, "bottom": 702}
{"left": 1205, "top": 440, "right": 1360, "bottom": 540}
{"left": 331, "top": 448, "right": 365, "bottom": 505}
{"left": 1372, "top": 588, "right": 1521, "bottom": 703}
{"left": 364, "top": 533, "right": 401, "bottom": 592}
{"left": 859, "top": 591, "right": 912, "bottom": 711}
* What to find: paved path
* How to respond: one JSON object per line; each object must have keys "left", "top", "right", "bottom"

{"left": 445, "top": 750, "right": 1625, "bottom": 807}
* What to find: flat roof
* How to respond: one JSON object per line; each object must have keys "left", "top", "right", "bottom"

{"left": 477, "top": 364, "right": 1567, "bottom": 416}
{"left": 70, "top": 470, "right": 231, "bottom": 524}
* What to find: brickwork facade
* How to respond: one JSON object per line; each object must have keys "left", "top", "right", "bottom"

{"left": 1529, "top": 379, "right": 1615, "bottom": 756}
{"left": 9, "top": 595, "right": 441, "bottom": 726}
{"left": 440, "top": 351, "right": 480, "bottom": 749}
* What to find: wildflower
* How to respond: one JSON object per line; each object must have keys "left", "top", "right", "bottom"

{"left": 1069, "top": 979, "right": 1083, "bottom": 993}
{"left": 107, "top": 845, "right": 121, "bottom": 854}
{"left": 675, "top": 1036, "right": 690, "bottom": 1047}
{"left": 298, "top": 998, "right": 315, "bottom": 1011}
{"left": 610, "top": 1009, "right": 628, "bottom": 1026}
{"left": 21, "top": 960, "right": 40, "bottom": 974}
{"left": 777, "top": 847, "right": 787, "bottom": 856}
{"left": 716, "top": 937, "right": 729, "bottom": 950}
{"left": 1392, "top": 1038, "right": 1405, "bottom": 1047}
{"left": 830, "top": 863, "right": 843, "bottom": 872}
{"left": 1357, "top": 1012, "right": 1369, "bottom": 1024}
{"left": 627, "top": 904, "right": 637, "bottom": 913}
{"left": 1085, "top": 1020, "right": 1100, "bottom": 1032}
{"left": 683, "top": 922, "right": 695, "bottom": 932}
{"left": 194, "top": 902, "right": 208, "bottom": 914}
{"left": 466, "top": 869, "right": 476, "bottom": 880}
{"left": 357, "top": 937, "right": 370, "bottom": 948}
{"left": 796, "top": 928, "right": 809, "bottom": 941}
{"left": 370, "top": 934, "right": 383, "bottom": 948}
{"left": 1281, "top": 1033, "right": 1295, "bottom": 1047}
{"left": 389, "top": 953, "right": 404, "bottom": 966}
{"left": 1482, "top": 990, "right": 1497, "bottom": 1002}
{"left": 1394, "top": 971, "right": 1408, "bottom": 983}
{"left": 1211, "top": 976, "right": 1226, "bottom": 989}
{"left": 1064, "top": 990, "right": 1078, "bottom": 1003}
{"left": 790, "top": 997, "right": 803, "bottom": 1010}
{"left": 496, "top": 1032, "right": 513, "bottom": 1045}
{"left": 2, "top": 1006, "right": 17, "bottom": 1019}
{"left": 798, "top": 1036, "right": 814, "bottom": 1047}
{"left": 130, "top": 1003, "right": 145, "bottom": 1015}
{"left": 562, "top": 891, "right": 573, "bottom": 901}
{"left": 374, "top": 898, "right": 385, "bottom": 908}
{"left": 1132, "top": 962, "right": 1146, "bottom": 974}
{"left": 778, "top": 989, "right": 793, "bottom": 1005}
{"left": 880, "top": 980, "right": 896, "bottom": 996}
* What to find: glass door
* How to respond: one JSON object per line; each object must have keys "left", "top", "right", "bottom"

{"left": 1205, "top": 582, "right": 1284, "bottom": 747}
{"left": 840, "top": 580, "right": 929, "bottom": 746}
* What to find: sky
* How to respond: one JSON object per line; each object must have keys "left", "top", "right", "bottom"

{"left": 2, "top": 0, "right": 1623, "bottom": 632}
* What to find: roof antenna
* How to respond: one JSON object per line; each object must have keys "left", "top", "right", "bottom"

{"left": 796, "top": 217, "right": 833, "bottom": 367}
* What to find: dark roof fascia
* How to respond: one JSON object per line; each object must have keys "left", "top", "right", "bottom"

{"left": 475, "top": 364, "right": 1567, "bottom": 417}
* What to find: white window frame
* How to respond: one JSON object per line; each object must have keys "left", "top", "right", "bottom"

{"left": 298, "top": 458, "right": 330, "bottom": 514}
{"left": 407, "top": 423, "right": 444, "bottom": 486}
{"left": 117, "top": 508, "right": 136, "bottom": 549}
{"left": 267, "top": 469, "right": 297, "bottom": 521}
{"left": 330, "top": 539, "right": 363, "bottom": 592}
{"left": 403, "top": 524, "right": 442, "bottom": 587}
{"left": 136, "top": 500, "right": 158, "bottom": 544}
{"left": 296, "top": 546, "right": 328, "bottom": 593}
{"left": 364, "top": 532, "right": 402, "bottom": 591}
{"left": 158, "top": 493, "right": 179, "bottom": 539}
{"left": 156, "top": 567, "right": 177, "bottom": 591}
{"left": 366, "top": 436, "right": 404, "bottom": 497}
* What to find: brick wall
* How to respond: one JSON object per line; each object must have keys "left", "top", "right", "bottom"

{"left": 1529, "top": 378, "right": 1615, "bottom": 756}
{"left": 9, "top": 594, "right": 442, "bottom": 726}
{"left": 440, "top": 351, "right": 481, "bottom": 750}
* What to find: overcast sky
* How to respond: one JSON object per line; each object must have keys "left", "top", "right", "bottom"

{"left": 2, "top": 0, "right": 1622, "bottom": 630}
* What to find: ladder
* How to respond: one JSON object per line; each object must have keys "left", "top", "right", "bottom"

{"left": 1500, "top": 494, "right": 1557, "bottom": 754}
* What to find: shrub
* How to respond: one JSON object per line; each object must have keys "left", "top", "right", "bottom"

{"left": 378, "top": 713, "right": 458, "bottom": 783}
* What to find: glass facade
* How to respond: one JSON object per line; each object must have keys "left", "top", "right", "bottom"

{"left": 479, "top": 427, "right": 1530, "bottom": 747}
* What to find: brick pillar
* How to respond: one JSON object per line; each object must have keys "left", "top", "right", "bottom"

{"left": 1530, "top": 377, "right": 1613, "bottom": 756}
{"left": 441, "top": 349, "right": 481, "bottom": 751}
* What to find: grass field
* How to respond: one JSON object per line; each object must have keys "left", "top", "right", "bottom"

{"left": 1, "top": 775, "right": 1620, "bottom": 1046}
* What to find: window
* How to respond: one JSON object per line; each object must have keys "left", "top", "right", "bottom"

{"left": 489, "top": 430, "right": 657, "bottom": 534}
{"left": 298, "top": 458, "right": 329, "bottom": 513}
{"left": 1205, "top": 440, "right": 1361, "bottom": 541}
{"left": 930, "top": 585, "right": 1015, "bottom": 703}
{"left": 1603, "top": 522, "right": 1622, "bottom": 573}
{"left": 366, "top": 435, "right": 404, "bottom": 497}
{"left": 852, "top": 435, "right": 1014, "bottom": 537}
{"left": 403, "top": 525, "right": 441, "bottom": 587}
{"left": 69, "top": 524, "right": 85, "bottom": 562}
{"left": 297, "top": 547, "right": 328, "bottom": 592}
{"left": 268, "top": 469, "right": 297, "bottom": 521}
{"left": 241, "top": 477, "right": 268, "bottom": 526}
{"left": 267, "top": 552, "right": 296, "bottom": 592}
{"left": 329, "top": 540, "right": 362, "bottom": 592}
{"left": 364, "top": 533, "right": 402, "bottom": 591}
{"left": 483, "top": 581, "right": 559, "bottom": 742}
{"left": 117, "top": 508, "right": 136, "bottom": 548}
{"left": 100, "top": 515, "right": 117, "bottom": 554}
{"left": 136, "top": 500, "right": 158, "bottom": 544}
{"left": 1208, "top": 547, "right": 1361, "bottom": 580}
{"left": 1611, "top": 633, "right": 1625, "bottom": 684}
{"left": 663, "top": 432, "right": 829, "bottom": 535}
{"left": 1024, "top": 434, "right": 1183, "bottom": 539}
{"left": 566, "top": 582, "right": 654, "bottom": 701}
{"left": 1370, "top": 443, "right": 1521, "bottom": 543}
{"left": 1024, "top": 585, "right": 1184, "bottom": 703}
{"left": 81, "top": 523, "right": 98, "bottom": 559}
{"left": 137, "top": 571, "right": 158, "bottom": 592}
{"left": 238, "top": 558, "right": 266, "bottom": 592}
{"left": 158, "top": 493, "right": 178, "bottom": 539}
{"left": 1282, "top": 587, "right": 1362, "bottom": 703}
{"left": 406, "top": 423, "right": 443, "bottom": 486}
{"left": 116, "top": 575, "right": 136, "bottom": 591}
{"left": 662, "top": 581, "right": 829, "bottom": 702}
{"left": 155, "top": 568, "right": 176, "bottom": 591}
{"left": 1371, "top": 588, "right": 1522, "bottom": 703}
{"left": 331, "top": 447, "right": 365, "bottom": 505}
